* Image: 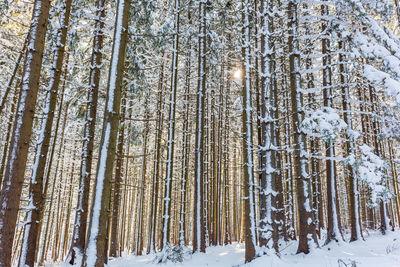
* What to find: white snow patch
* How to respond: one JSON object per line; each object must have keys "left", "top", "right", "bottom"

{"left": 95, "top": 231, "right": 400, "bottom": 267}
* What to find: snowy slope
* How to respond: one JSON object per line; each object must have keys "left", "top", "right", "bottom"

{"left": 107, "top": 231, "right": 400, "bottom": 267}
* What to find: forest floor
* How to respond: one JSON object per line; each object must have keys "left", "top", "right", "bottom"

{"left": 107, "top": 230, "right": 400, "bottom": 267}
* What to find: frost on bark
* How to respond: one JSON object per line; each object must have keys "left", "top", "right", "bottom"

{"left": 68, "top": 0, "right": 107, "bottom": 265}
{"left": 258, "top": 0, "right": 281, "bottom": 254}
{"left": 109, "top": 94, "right": 127, "bottom": 258}
{"left": 147, "top": 62, "right": 166, "bottom": 254}
{"left": 18, "top": 1, "right": 72, "bottom": 266}
{"left": 160, "top": 0, "right": 180, "bottom": 253}
{"left": 179, "top": 7, "right": 192, "bottom": 248}
{"left": 287, "top": 0, "right": 318, "bottom": 254}
{"left": 0, "top": 1, "right": 51, "bottom": 266}
{"left": 321, "top": 0, "right": 342, "bottom": 245}
{"left": 241, "top": 0, "right": 257, "bottom": 262}
{"left": 83, "top": 0, "right": 131, "bottom": 266}
{"left": 193, "top": 0, "right": 207, "bottom": 254}
{"left": 338, "top": 39, "right": 362, "bottom": 242}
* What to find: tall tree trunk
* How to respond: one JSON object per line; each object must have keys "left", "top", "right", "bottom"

{"left": 38, "top": 80, "right": 67, "bottom": 265}
{"left": 259, "top": 0, "right": 280, "bottom": 254}
{"left": 68, "top": 0, "right": 107, "bottom": 264}
{"left": 193, "top": 0, "right": 206, "bottom": 254}
{"left": 179, "top": 14, "right": 192, "bottom": 245}
{"left": 242, "top": 0, "right": 256, "bottom": 262}
{"left": 161, "top": 0, "right": 180, "bottom": 252}
{"left": 321, "top": 1, "right": 342, "bottom": 245}
{"left": 19, "top": 1, "right": 72, "bottom": 265}
{"left": 368, "top": 84, "right": 387, "bottom": 234}
{"left": 147, "top": 62, "right": 165, "bottom": 254}
{"left": 83, "top": 0, "right": 131, "bottom": 265}
{"left": 339, "top": 39, "right": 362, "bottom": 242}
{"left": 136, "top": 110, "right": 149, "bottom": 256}
{"left": 287, "top": 0, "right": 318, "bottom": 254}
{"left": 0, "top": 1, "right": 51, "bottom": 266}
{"left": 109, "top": 94, "right": 127, "bottom": 258}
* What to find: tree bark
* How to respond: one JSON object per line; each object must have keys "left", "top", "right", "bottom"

{"left": 147, "top": 62, "right": 165, "bottom": 254}
{"left": 287, "top": 0, "right": 318, "bottom": 254}
{"left": 193, "top": 0, "right": 207, "bottom": 254}
{"left": 68, "top": 0, "right": 107, "bottom": 264}
{"left": 18, "top": 1, "right": 72, "bottom": 265}
{"left": 109, "top": 94, "right": 127, "bottom": 257}
{"left": 242, "top": 0, "right": 257, "bottom": 262}
{"left": 83, "top": 0, "right": 131, "bottom": 265}
{"left": 0, "top": 1, "right": 51, "bottom": 266}
{"left": 161, "top": 0, "right": 180, "bottom": 252}
{"left": 321, "top": 0, "right": 342, "bottom": 245}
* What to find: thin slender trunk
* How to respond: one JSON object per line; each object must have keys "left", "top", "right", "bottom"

{"left": 179, "top": 17, "right": 192, "bottom": 246}
{"left": 321, "top": 1, "right": 342, "bottom": 244}
{"left": 242, "top": 0, "right": 256, "bottom": 262}
{"left": 109, "top": 95, "right": 127, "bottom": 257}
{"left": 259, "top": 0, "right": 280, "bottom": 253}
{"left": 339, "top": 39, "right": 362, "bottom": 242}
{"left": 161, "top": 0, "right": 180, "bottom": 252}
{"left": 0, "top": 81, "right": 19, "bottom": 187}
{"left": 193, "top": 0, "right": 206, "bottom": 254}
{"left": 39, "top": 84, "right": 67, "bottom": 265}
{"left": 0, "top": 35, "right": 28, "bottom": 116}
{"left": 147, "top": 62, "right": 165, "bottom": 254}
{"left": 68, "top": 0, "right": 107, "bottom": 264}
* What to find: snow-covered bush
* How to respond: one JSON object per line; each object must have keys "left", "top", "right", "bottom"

{"left": 356, "top": 144, "right": 391, "bottom": 205}
{"left": 153, "top": 244, "right": 191, "bottom": 264}
{"left": 301, "top": 107, "right": 347, "bottom": 142}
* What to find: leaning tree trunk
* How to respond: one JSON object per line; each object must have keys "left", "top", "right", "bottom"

{"left": 0, "top": 1, "right": 51, "bottom": 266}
{"left": 0, "top": 35, "right": 28, "bottom": 116}
{"left": 18, "top": 1, "right": 72, "bottom": 266}
{"left": 83, "top": 0, "right": 131, "bottom": 266}
{"left": 68, "top": 0, "right": 107, "bottom": 264}
{"left": 0, "top": 80, "right": 19, "bottom": 188}
{"left": 38, "top": 75, "right": 67, "bottom": 265}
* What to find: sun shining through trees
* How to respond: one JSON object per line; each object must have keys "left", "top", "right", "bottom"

{"left": 0, "top": 0, "right": 400, "bottom": 267}
{"left": 233, "top": 68, "right": 242, "bottom": 81}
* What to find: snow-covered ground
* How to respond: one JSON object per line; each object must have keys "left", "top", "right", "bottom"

{"left": 108, "top": 231, "right": 400, "bottom": 267}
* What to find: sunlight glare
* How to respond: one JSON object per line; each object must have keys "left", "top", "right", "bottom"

{"left": 233, "top": 69, "right": 242, "bottom": 80}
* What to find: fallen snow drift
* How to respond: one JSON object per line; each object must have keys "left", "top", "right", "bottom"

{"left": 107, "top": 231, "right": 400, "bottom": 267}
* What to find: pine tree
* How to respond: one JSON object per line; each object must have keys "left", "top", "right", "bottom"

{"left": 0, "top": 1, "right": 51, "bottom": 265}
{"left": 287, "top": 0, "right": 318, "bottom": 254}
{"left": 68, "top": 0, "right": 107, "bottom": 264}
{"left": 193, "top": 0, "right": 207, "bottom": 254}
{"left": 83, "top": 0, "right": 131, "bottom": 265}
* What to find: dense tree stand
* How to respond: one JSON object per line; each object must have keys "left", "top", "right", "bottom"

{"left": 0, "top": 0, "right": 399, "bottom": 266}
